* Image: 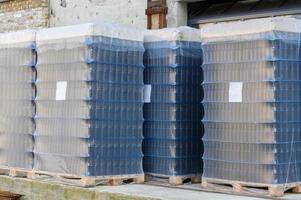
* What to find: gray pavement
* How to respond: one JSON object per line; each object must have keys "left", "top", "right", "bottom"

{"left": 97, "top": 184, "right": 301, "bottom": 200}
{"left": 0, "top": 175, "right": 300, "bottom": 200}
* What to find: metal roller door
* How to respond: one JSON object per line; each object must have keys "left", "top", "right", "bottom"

{"left": 188, "top": 0, "right": 301, "bottom": 27}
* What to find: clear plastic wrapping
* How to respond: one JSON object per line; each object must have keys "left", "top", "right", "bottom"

{"left": 34, "top": 23, "right": 144, "bottom": 176}
{"left": 202, "top": 17, "right": 301, "bottom": 184}
{"left": 0, "top": 30, "right": 36, "bottom": 169}
{"left": 143, "top": 27, "right": 203, "bottom": 176}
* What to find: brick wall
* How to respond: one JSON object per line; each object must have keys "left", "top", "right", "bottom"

{"left": 0, "top": 0, "right": 49, "bottom": 32}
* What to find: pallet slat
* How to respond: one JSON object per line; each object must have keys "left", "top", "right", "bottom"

{"left": 29, "top": 170, "right": 145, "bottom": 187}
{"left": 0, "top": 168, "right": 144, "bottom": 187}
{"left": 0, "top": 168, "right": 31, "bottom": 178}
{"left": 145, "top": 173, "right": 202, "bottom": 185}
{"left": 202, "top": 178, "right": 301, "bottom": 197}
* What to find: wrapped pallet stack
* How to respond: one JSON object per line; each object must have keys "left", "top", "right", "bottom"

{"left": 201, "top": 17, "right": 301, "bottom": 196}
{"left": 0, "top": 30, "right": 36, "bottom": 171}
{"left": 34, "top": 23, "right": 145, "bottom": 186}
{"left": 143, "top": 27, "right": 203, "bottom": 184}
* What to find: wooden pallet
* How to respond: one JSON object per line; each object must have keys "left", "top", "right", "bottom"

{"left": 145, "top": 173, "right": 202, "bottom": 186}
{"left": 0, "top": 168, "right": 144, "bottom": 187}
{"left": 27, "top": 170, "right": 145, "bottom": 187}
{"left": 201, "top": 178, "right": 301, "bottom": 197}
{"left": 0, "top": 168, "right": 32, "bottom": 178}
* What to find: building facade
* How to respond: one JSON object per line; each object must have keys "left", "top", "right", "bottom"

{"left": 0, "top": 0, "right": 189, "bottom": 32}
{"left": 1, "top": 0, "right": 301, "bottom": 32}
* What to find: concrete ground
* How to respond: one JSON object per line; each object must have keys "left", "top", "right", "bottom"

{"left": 0, "top": 176, "right": 300, "bottom": 200}
{"left": 99, "top": 184, "right": 259, "bottom": 200}
{"left": 98, "top": 184, "right": 301, "bottom": 200}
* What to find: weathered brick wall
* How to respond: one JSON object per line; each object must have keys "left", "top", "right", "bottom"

{"left": 0, "top": 0, "right": 49, "bottom": 32}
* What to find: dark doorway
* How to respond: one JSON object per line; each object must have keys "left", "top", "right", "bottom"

{"left": 188, "top": 0, "right": 301, "bottom": 27}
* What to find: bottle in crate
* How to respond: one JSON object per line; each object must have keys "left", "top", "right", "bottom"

{"left": 202, "top": 17, "right": 301, "bottom": 185}
{"left": 143, "top": 27, "right": 204, "bottom": 181}
{"left": 0, "top": 30, "right": 36, "bottom": 171}
{"left": 34, "top": 23, "right": 145, "bottom": 178}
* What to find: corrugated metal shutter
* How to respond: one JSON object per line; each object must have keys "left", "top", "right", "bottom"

{"left": 188, "top": 0, "right": 301, "bottom": 27}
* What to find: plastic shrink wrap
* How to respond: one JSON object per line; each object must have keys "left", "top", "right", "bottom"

{"left": 202, "top": 17, "right": 301, "bottom": 184}
{"left": 34, "top": 22, "right": 145, "bottom": 176}
{"left": 143, "top": 27, "right": 204, "bottom": 176}
{"left": 0, "top": 30, "right": 36, "bottom": 169}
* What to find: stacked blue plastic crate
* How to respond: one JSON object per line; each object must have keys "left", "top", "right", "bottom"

{"left": 202, "top": 17, "right": 301, "bottom": 185}
{"left": 0, "top": 30, "right": 36, "bottom": 169}
{"left": 34, "top": 23, "right": 145, "bottom": 178}
{"left": 143, "top": 27, "right": 204, "bottom": 178}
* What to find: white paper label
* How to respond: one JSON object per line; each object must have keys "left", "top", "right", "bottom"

{"left": 229, "top": 82, "right": 243, "bottom": 102}
{"left": 143, "top": 85, "right": 152, "bottom": 103}
{"left": 56, "top": 81, "right": 67, "bottom": 101}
